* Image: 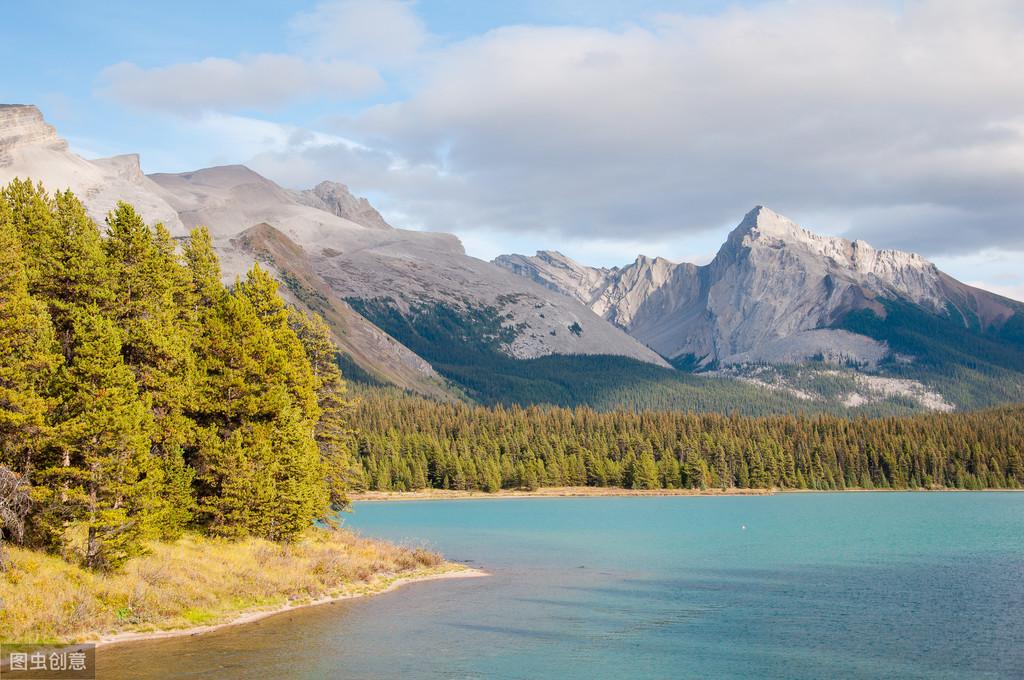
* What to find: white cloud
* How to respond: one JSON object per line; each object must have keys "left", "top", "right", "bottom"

{"left": 933, "top": 248, "right": 1024, "bottom": 303}
{"left": 289, "top": 0, "right": 1023, "bottom": 258}
{"left": 969, "top": 282, "right": 1024, "bottom": 303}
{"left": 105, "top": 0, "right": 1024, "bottom": 269}
{"left": 99, "top": 54, "right": 382, "bottom": 113}
{"left": 289, "top": 0, "right": 428, "bottom": 66}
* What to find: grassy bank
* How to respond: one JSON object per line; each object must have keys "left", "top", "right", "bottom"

{"left": 0, "top": 528, "right": 471, "bottom": 644}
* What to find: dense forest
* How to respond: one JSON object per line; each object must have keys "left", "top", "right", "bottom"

{"left": 0, "top": 180, "right": 357, "bottom": 570}
{"left": 347, "top": 389, "right": 1024, "bottom": 492}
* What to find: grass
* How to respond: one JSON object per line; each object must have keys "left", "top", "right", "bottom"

{"left": 0, "top": 528, "right": 453, "bottom": 644}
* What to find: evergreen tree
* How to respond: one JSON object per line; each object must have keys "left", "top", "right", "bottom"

{"left": 104, "top": 204, "right": 198, "bottom": 537}
{"left": 290, "top": 310, "right": 358, "bottom": 509}
{"left": 0, "top": 206, "right": 61, "bottom": 477}
{"left": 193, "top": 269, "right": 327, "bottom": 540}
{"left": 631, "top": 449, "right": 660, "bottom": 490}
{"left": 52, "top": 309, "right": 156, "bottom": 570}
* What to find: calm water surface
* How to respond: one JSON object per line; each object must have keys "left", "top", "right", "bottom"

{"left": 99, "top": 493, "right": 1024, "bottom": 679}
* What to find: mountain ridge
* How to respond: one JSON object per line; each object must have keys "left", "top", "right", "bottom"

{"left": 0, "top": 104, "right": 672, "bottom": 404}
{"left": 495, "top": 205, "right": 1024, "bottom": 409}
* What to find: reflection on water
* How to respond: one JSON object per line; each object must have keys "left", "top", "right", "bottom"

{"left": 99, "top": 494, "right": 1024, "bottom": 679}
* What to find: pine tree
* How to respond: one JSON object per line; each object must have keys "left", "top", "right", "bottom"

{"left": 1, "top": 179, "right": 56, "bottom": 293}
{"left": 11, "top": 187, "right": 111, "bottom": 354}
{"left": 0, "top": 205, "right": 61, "bottom": 477}
{"left": 290, "top": 310, "right": 357, "bottom": 510}
{"left": 104, "top": 205, "right": 198, "bottom": 538}
{"left": 193, "top": 271, "right": 327, "bottom": 541}
{"left": 53, "top": 309, "right": 156, "bottom": 570}
{"left": 631, "top": 449, "right": 660, "bottom": 490}
{"left": 182, "top": 226, "right": 225, "bottom": 311}
{"left": 238, "top": 266, "right": 326, "bottom": 536}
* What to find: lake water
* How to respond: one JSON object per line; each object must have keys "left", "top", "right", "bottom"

{"left": 98, "top": 493, "right": 1024, "bottom": 679}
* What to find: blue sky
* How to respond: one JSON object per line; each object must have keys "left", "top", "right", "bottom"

{"left": 3, "top": 0, "right": 1023, "bottom": 300}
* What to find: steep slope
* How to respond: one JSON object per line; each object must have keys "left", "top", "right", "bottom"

{"left": 0, "top": 105, "right": 183, "bottom": 230}
{"left": 148, "top": 166, "right": 669, "bottom": 368}
{"left": 230, "top": 222, "right": 456, "bottom": 400}
{"left": 497, "top": 206, "right": 1024, "bottom": 408}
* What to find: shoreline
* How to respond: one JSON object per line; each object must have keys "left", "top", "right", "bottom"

{"left": 94, "top": 566, "right": 487, "bottom": 649}
{"left": 349, "top": 486, "right": 1021, "bottom": 502}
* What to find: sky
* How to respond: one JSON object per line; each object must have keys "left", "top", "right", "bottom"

{"left": 3, "top": 0, "right": 1023, "bottom": 300}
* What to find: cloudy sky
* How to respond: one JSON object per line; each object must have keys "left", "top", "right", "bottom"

{"left": 4, "top": 0, "right": 1024, "bottom": 300}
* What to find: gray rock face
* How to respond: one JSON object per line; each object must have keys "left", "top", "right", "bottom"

{"left": 492, "top": 251, "right": 676, "bottom": 328}
{"left": 0, "top": 104, "right": 67, "bottom": 164}
{"left": 496, "top": 206, "right": 1018, "bottom": 368}
{"left": 290, "top": 181, "right": 392, "bottom": 230}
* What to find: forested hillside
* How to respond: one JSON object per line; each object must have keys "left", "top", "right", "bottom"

{"left": 0, "top": 180, "right": 357, "bottom": 570}
{"left": 345, "top": 298, "right": 924, "bottom": 415}
{"left": 836, "top": 300, "right": 1024, "bottom": 408}
{"left": 348, "top": 390, "right": 1024, "bottom": 492}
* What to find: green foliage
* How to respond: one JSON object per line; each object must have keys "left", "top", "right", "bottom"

{"left": 0, "top": 204, "right": 61, "bottom": 476}
{"left": 51, "top": 308, "right": 156, "bottom": 570}
{"left": 190, "top": 266, "right": 327, "bottom": 541}
{"left": 290, "top": 310, "right": 361, "bottom": 508}
{"left": 0, "top": 182, "right": 353, "bottom": 569}
{"left": 335, "top": 352, "right": 388, "bottom": 388}
{"left": 836, "top": 299, "right": 1024, "bottom": 408}
{"left": 349, "top": 389, "right": 1024, "bottom": 492}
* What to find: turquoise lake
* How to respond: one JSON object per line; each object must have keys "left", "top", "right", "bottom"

{"left": 99, "top": 493, "right": 1024, "bottom": 679}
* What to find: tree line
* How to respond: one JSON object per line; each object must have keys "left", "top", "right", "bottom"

{"left": 0, "top": 180, "right": 356, "bottom": 570}
{"left": 347, "top": 389, "right": 1024, "bottom": 492}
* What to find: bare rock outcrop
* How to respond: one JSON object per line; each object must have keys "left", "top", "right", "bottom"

{"left": 290, "top": 181, "right": 393, "bottom": 230}
{"left": 0, "top": 105, "right": 67, "bottom": 164}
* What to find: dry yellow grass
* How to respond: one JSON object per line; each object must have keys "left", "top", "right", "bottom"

{"left": 0, "top": 529, "right": 454, "bottom": 644}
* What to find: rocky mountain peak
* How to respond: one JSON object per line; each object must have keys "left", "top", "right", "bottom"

{"left": 727, "top": 205, "right": 821, "bottom": 248}
{"left": 0, "top": 104, "right": 67, "bottom": 164}
{"left": 91, "top": 153, "right": 144, "bottom": 182}
{"left": 497, "top": 205, "right": 1006, "bottom": 371}
{"left": 291, "top": 180, "right": 393, "bottom": 230}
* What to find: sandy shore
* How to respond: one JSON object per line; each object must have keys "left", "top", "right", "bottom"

{"left": 350, "top": 486, "right": 778, "bottom": 501}
{"left": 349, "top": 486, "right": 1020, "bottom": 501}
{"left": 93, "top": 566, "right": 487, "bottom": 649}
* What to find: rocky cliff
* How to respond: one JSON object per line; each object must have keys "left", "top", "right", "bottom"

{"left": 0, "top": 105, "right": 184, "bottom": 231}
{"left": 497, "top": 206, "right": 1022, "bottom": 369}
{"left": 290, "top": 181, "right": 393, "bottom": 230}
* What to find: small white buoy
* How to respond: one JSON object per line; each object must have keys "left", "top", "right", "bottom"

{"left": 741, "top": 524, "right": 747, "bottom": 530}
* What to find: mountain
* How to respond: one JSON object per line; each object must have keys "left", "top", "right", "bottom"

{"left": 496, "top": 206, "right": 1024, "bottom": 408}
{"left": 144, "top": 165, "right": 668, "bottom": 366}
{"left": 1, "top": 104, "right": 691, "bottom": 408}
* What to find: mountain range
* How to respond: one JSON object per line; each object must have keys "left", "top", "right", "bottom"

{"left": 3, "top": 103, "right": 1023, "bottom": 413}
